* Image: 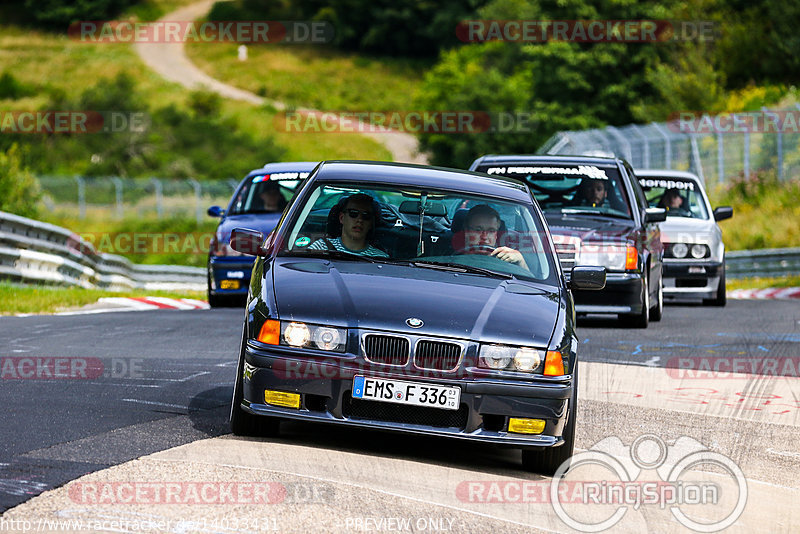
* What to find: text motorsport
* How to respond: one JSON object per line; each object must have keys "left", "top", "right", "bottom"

{"left": 275, "top": 111, "right": 538, "bottom": 134}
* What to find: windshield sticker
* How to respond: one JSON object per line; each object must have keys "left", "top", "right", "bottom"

{"left": 294, "top": 236, "right": 311, "bottom": 247}
{"left": 639, "top": 178, "right": 695, "bottom": 191}
{"left": 253, "top": 172, "right": 310, "bottom": 183}
{"left": 485, "top": 165, "right": 608, "bottom": 180}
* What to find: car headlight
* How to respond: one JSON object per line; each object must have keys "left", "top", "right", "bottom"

{"left": 479, "top": 344, "right": 543, "bottom": 373}
{"left": 577, "top": 243, "right": 637, "bottom": 271}
{"left": 671, "top": 243, "right": 689, "bottom": 258}
{"left": 690, "top": 244, "right": 709, "bottom": 258}
{"left": 257, "top": 320, "right": 347, "bottom": 352}
{"left": 211, "top": 235, "right": 245, "bottom": 257}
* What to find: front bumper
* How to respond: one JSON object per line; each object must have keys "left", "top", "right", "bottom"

{"left": 663, "top": 260, "right": 722, "bottom": 299}
{"left": 240, "top": 343, "right": 573, "bottom": 449}
{"left": 208, "top": 256, "right": 255, "bottom": 296}
{"left": 571, "top": 272, "right": 644, "bottom": 315}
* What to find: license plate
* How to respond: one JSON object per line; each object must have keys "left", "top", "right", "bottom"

{"left": 352, "top": 375, "right": 460, "bottom": 410}
{"left": 220, "top": 280, "right": 240, "bottom": 289}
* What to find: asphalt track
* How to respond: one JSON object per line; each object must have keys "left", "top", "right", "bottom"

{"left": 1, "top": 300, "right": 799, "bottom": 532}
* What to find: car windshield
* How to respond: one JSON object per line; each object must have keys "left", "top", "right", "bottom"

{"left": 227, "top": 171, "right": 309, "bottom": 215}
{"left": 476, "top": 163, "right": 633, "bottom": 219}
{"left": 279, "top": 182, "right": 558, "bottom": 284}
{"left": 639, "top": 177, "right": 709, "bottom": 219}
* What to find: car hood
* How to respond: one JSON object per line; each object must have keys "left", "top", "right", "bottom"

{"left": 658, "top": 217, "right": 716, "bottom": 242}
{"left": 216, "top": 213, "right": 283, "bottom": 241}
{"left": 271, "top": 258, "right": 561, "bottom": 347}
{"left": 544, "top": 214, "right": 636, "bottom": 243}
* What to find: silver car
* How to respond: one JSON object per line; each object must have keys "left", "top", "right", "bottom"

{"left": 637, "top": 170, "right": 733, "bottom": 306}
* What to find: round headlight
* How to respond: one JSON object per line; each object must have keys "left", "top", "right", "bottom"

{"left": 513, "top": 349, "right": 541, "bottom": 372}
{"left": 283, "top": 322, "right": 310, "bottom": 347}
{"left": 691, "top": 244, "right": 706, "bottom": 259}
{"left": 480, "top": 345, "right": 512, "bottom": 370}
{"left": 313, "top": 327, "right": 342, "bottom": 351}
{"left": 672, "top": 243, "right": 688, "bottom": 258}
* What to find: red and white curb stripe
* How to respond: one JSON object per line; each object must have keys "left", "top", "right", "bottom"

{"left": 98, "top": 297, "right": 210, "bottom": 310}
{"left": 729, "top": 287, "right": 800, "bottom": 300}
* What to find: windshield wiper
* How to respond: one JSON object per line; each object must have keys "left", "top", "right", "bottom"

{"left": 556, "top": 209, "right": 631, "bottom": 220}
{"left": 412, "top": 260, "right": 513, "bottom": 279}
{"left": 286, "top": 249, "right": 410, "bottom": 265}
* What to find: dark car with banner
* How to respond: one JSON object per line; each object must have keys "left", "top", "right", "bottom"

{"left": 206, "top": 162, "right": 318, "bottom": 307}
{"left": 637, "top": 169, "right": 732, "bottom": 306}
{"left": 227, "top": 161, "right": 605, "bottom": 474}
{"left": 470, "top": 155, "right": 665, "bottom": 328}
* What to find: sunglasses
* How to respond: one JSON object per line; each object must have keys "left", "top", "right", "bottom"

{"left": 345, "top": 208, "right": 373, "bottom": 220}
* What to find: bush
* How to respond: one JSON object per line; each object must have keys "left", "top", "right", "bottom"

{"left": 0, "top": 144, "right": 41, "bottom": 218}
{"left": 22, "top": 0, "right": 138, "bottom": 28}
{"left": 0, "top": 71, "right": 34, "bottom": 100}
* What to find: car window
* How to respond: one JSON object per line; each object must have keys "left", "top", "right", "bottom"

{"left": 228, "top": 172, "right": 309, "bottom": 215}
{"left": 639, "top": 177, "right": 709, "bottom": 219}
{"left": 280, "top": 182, "right": 558, "bottom": 284}
{"left": 477, "top": 163, "right": 633, "bottom": 219}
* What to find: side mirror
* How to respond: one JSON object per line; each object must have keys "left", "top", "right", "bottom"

{"left": 713, "top": 206, "right": 733, "bottom": 221}
{"left": 230, "top": 228, "right": 266, "bottom": 256}
{"left": 644, "top": 207, "right": 667, "bottom": 223}
{"left": 207, "top": 205, "right": 225, "bottom": 217}
{"left": 569, "top": 266, "right": 606, "bottom": 291}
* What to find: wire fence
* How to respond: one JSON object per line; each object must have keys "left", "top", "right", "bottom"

{"left": 38, "top": 176, "right": 239, "bottom": 222}
{"left": 538, "top": 104, "right": 800, "bottom": 186}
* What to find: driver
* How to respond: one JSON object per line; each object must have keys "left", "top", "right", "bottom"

{"left": 462, "top": 204, "right": 528, "bottom": 269}
{"left": 309, "top": 193, "right": 388, "bottom": 257}
{"left": 576, "top": 178, "right": 608, "bottom": 207}
{"left": 660, "top": 188, "right": 685, "bottom": 211}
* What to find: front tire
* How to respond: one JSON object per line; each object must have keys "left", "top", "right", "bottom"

{"left": 704, "top": 264, "right": 727, "bottom": 307}
{"left": 649, "top": 278, "right": 663, "bottom": 321}
{"left": 230, "top": 325, "right": 280, "bottom": 437}
{"left": 621, "top": 275, "right": 649, "bottom": 328}
{"left": 521, "top": 364, "right": 578, "bottom": 475}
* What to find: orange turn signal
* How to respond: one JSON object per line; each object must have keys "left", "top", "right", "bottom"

{"left": 544, "top": 351, "right": 565, "bottom": 376}
{"left": 258, "top": 320, "right": 280, "bottom": 345}
{"left": 625, "top": 246, "right": 638, "bottom": 270}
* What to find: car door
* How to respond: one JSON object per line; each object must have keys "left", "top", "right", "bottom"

{"left": 624, "top": 162, "right": 663, "bottom": 291}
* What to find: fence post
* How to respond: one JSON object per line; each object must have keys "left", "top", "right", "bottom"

{"left": 74, "top": 176, "right": 86, "bottom": 219}
{"left": 187, "top": 178, "right": 202, "bottom": 224}
{"left": 652, "top": 122, "right": 672, "bottom": 169}
{"left": 111, "top": 177, "right": 124, "bottom": 219}
{"left": 743, "top": 131, "right": 750, "bottom": 179}
{"left": 605, "top": 126, "right": 632, "bottom": 162}
{"left": 150, "top": 178, "right": 163, "bottom": 219}
{"left": 717, "top": 132, "right": 724, "bottom": 184}
{"left": 630, "top": 125, "right": 650, "bottom": 169}
{"left": 227, "top": 179, "right": 239, "bottom": 192}
{"left": 690, "top": 133, "right": 705, "bottom": 183}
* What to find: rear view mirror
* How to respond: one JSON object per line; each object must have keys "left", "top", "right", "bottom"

{"left": 644, "top": 207, "right": 667, "bottom": 223}
{"left": 230, "top": 228, "right": 266, "bottom": 256}
{"left": 569, "top": 266, "right": 606, "bottom": 291}
{"left": 399, "top": 200, "right": 447, "bottom": 217}
{"left": 713, "top": 206, "right": 733, "bottom": 221}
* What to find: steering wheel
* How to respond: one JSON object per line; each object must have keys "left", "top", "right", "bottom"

{"left": 455, "top": 245, "right": 496, "bottom": 256}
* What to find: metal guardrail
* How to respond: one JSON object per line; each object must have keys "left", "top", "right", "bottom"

{"left": 726, "top": 248, "right": 800, "bottom": 279}
{"left": 0, "top": 211, "right": 205, "bottom": 291}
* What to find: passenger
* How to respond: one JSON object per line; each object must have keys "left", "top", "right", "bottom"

{"left": 256, "top": 181, "right": 288, "bottom": 212}
{"left": 462, "top": 204, "right": 528, "bottom": 269}
{"left": 309, "top": 193, "right": 388, "bottom": 257}
{"left": 576, "top": 178, "right": 608, "bottom": 207}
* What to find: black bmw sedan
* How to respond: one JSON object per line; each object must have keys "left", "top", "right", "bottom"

{"left": 228, "top": 161, "right": 604, "bottom": 474}
{"left": 470, "top": 155, "right": 666, "bottom": 328}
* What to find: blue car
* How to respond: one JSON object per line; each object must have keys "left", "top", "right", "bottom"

{"left": 207, "top": 162, "right": 319, "bottom": 307}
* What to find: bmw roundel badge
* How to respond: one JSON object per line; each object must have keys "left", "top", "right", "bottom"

{"left": 406, "top": 317, "right": 424, "bottom": 328}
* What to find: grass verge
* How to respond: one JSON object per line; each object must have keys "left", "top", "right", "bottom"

{"left": 727, "top": 275, "right": 800, "bottom": 291}
{"left": 0, "top": 281, "right": 205, "bottom": 315}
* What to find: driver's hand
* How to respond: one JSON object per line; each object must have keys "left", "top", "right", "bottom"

{"left": 491, "top": 246, "right": 528, "bottom": 269}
